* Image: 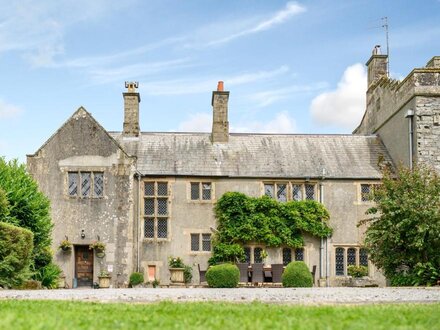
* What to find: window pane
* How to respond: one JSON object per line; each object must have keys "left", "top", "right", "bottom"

{"left": 360, "top": 248, "right": 369, "bottom": 267}
{"left": 347, "top": 248, "right": 356, "bottom": 266}
{"left": 202, "top": 183, "right": 212, "bottom": 200}
{"left": 157, "top": 198, "right": 168, "bottom": 215}
{"left": 254, "top": 247, "right": 263, "bottom": 263}
{"left": 305, "top": 184, "right": 315, "bottom": 200}
{"left": 282, "top": 248, "right": 292, "bottom": 266}
{"left": 335, "top": 247, "right": 345, "bottom": 276}
{"left": 277, "top": 184, "right": 287, "bottom": 202}
{"left": 292, "top": 184, "right": 302, "bottom": 201}
{"left": 93, "top": 172, "right": 104, "bottom": 197}
{"left": 68, "top": 172, "right": 78, "bottom": 196}
{"left": 81, "top": 172, "right": 91, "bottom": 197}
{"left": 157, "top": 218, "right": 167, "bottom": 238}
{"left": 264, "top": 184, "right": 274, "bottom": 198}
{"left": 157, "top": 182, "right": 168, "bottom": 196}
{"left": 202, "top": 234, "right": 211, "bottom": 251}
{"left": 244, "top": 247, "right": 251, "bottom": 263}
{"left": 144, "top": 182, "right": 154, "bottom": 196}
{"left": 144, "top": 198, "right": 154, "bottom": 215}
{"left": 361, "top": 184, "right": 371, "bottom": 202}
{"left": 295, "top": 248, "right": 304, "bottom": 261}
{"left": 144, "top": 218, "right": 154, "bottom": 238}
{"left": 190, "top": 183, "right": 200, "bottom": 200}
{"left": 191, "top": 234, "right": 200, "bottom": 251}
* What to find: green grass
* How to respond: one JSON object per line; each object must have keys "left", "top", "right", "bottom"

{"left": 0, "top": 300, "right": 439, "bottom": 330}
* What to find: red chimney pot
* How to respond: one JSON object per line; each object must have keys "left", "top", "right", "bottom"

{"left": 217, "top": 81, "right": 224, "bottom": 91}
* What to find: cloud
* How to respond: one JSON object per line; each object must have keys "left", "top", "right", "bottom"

{"left": 177, "top": 113, "right": 212, "bottom": 132}
{"left": 143, "top": 66, "right": 289, "bottom": 95}
{"left": 0, "top": 99, "right": 23, "bottom": 119}
{"left": 310, "top": 64, "right": 367, "bottom": 129}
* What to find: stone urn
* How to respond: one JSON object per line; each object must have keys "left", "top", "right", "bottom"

{"left": 169, "top": 268, "right": 185, "bottom": 283}
{"left": 98, "top": 275, "right": 111, "bottom": 288}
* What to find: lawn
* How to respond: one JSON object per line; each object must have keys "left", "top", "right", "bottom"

{"left": 0, "top": 300, "right": 439, "bottom": 330}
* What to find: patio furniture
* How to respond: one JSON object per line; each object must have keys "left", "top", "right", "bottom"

{"left": 271, "top": 264, "right": 284, "bottom": 283}
{"left": 237, "top": 263, "right": 250, "bottom": 284}
{"left": 198, "top": 264, "right": 207, "bottom": 284}
{"left": 251, "top": 263, "right": 264, "bottom": 284}
{"left": 311, "top": 265, "right": 317, "bottom": 285}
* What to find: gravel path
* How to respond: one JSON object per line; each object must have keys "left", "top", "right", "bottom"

{"left": 1, "top": 287, "right": 440, "bottom": 305}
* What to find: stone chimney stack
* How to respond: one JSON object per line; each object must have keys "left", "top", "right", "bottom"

{"left": 123, "top": 81, "right": 140, "bottom": 137}
{"left": 366, "top": 45, "right": 388, "bottom": 88}
{"left": 211, "top": 81, "right": 229, "bottom": 143}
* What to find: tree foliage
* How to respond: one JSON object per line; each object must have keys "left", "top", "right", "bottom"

{"left": 364, "top": 165, "right": 440, "bottom": 286}
{"left": 0, "top": 158, "right": 53, "bottom": 272}
{"left": 210, "top": 192, "right": 332, "bottom": 264}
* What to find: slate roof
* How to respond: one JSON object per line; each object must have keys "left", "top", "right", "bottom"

{"left": 110, "top": 132, "right": 391, "bottom": 179}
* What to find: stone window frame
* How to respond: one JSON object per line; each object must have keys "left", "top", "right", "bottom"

{"left": 187, "top": 181, "right": 215, "bottom": 203}
{"left": 142, "top": 180, "right": 171, "bottom": 241}
{"left": 65, "top": 169, "right": 105, "bottom": 199}
{"left": 333, "top": 245, "right": 369, "bottom": 277}
{"left": 356, "top": 181, "right": 381, "bottom": 204}
{"left": 189, "top": 232, "right": 212, "bottom": 254}
{"left": 243, "top": 245, "right": 267, "bottom": 264}
{"left": 262, "top": 181, "right": 318, "bottom": 202}
{"left": 282, "top": 247, "right": 305, "bottom": 266}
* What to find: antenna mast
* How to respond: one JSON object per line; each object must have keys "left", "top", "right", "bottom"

{"left": 382, "top": 16, "right": 389, "bottom": 76}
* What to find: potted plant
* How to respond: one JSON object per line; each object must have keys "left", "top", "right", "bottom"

{"left": 347, "top": 265, "right": 377, "bottom": 287}
{"left": 59, "top": 239, "right": 72, "bottom": 252}
{"left": 89, "top": 241, "right": 106, "bottom": 252}
{"left": 98, "top": 270, "right": 111, "bottom": 288}
{"left": 169, "top": 256, "right": 185, "bottom": 284}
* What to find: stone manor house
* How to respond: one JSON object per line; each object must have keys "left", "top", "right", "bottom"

{"left": 27, "top": 49, "right": 440, "bottom": 287}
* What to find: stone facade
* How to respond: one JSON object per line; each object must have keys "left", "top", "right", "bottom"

{"left": 27, "top": 49, "right": 440, "bottom": 288}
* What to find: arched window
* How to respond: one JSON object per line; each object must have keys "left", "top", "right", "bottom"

{"left": 282, "top": 248, "right": 292, "bottom": 266}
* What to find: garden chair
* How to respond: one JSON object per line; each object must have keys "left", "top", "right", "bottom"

{"left": 198, "top": 264, "right": 207, "bottom": 284}
{"left": 271, "top": 264, "right": 284, "bottom": 284}
{"left": 311, "top": 265, "right": 317, "bottom": 286}
{"left": 237, "top": 263, "right": 250, "bottom": 284}
{"left": 251, "top": 263, "right": 264, "bottom": 285}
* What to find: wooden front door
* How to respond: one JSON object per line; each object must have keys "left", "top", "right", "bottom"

{"left": 75, "top": 245, "right": 93, "bottom": 287}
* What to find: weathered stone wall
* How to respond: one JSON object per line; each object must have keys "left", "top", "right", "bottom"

{"left": 27, "top": 108, "right": 135, "bottom": 288}
{"left": 211, "top": 91, "right": 229, "bottom": 143}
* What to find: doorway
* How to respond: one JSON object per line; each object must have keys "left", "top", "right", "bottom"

{"left": 75, "top": 245, "right": 94, "bottom": 287}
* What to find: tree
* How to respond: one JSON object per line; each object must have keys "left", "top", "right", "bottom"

{"left": 363, "top": 165, "right": 440, "bottom": 286}
{"left": 0, "top": 158, "right": 53, "bottom": 272}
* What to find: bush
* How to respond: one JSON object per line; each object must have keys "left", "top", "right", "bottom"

{"left": 33, "top": 262, "right": 62, "bottom": 289}
{"left": 20, "top": 280, "right": 42, "bottom": 290}
{"left": 0, "top": 222, "right": 34, "bottom": 288}
{"left": 347, "top": 265, "right": 369, "bottom": 278}
{"left": 129, "top": 272, "right": 144, "bottom": 287}
{"left": 184, "top": 265, "right": 193, "bottom": 284}
{"left": 282, "top": 261, "right": 313, "bottom": 287}
{"left": 206, "top": 264, "right": 239, "bottom": 288}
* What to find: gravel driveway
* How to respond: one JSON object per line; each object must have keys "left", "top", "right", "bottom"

{"left": 1, "top": 287, "right": 440, "bottom": 304}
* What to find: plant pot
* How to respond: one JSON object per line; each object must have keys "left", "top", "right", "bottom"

{"left": 95, "top": 250, "right": 105, "bottom": 258}
{"left": 60, "top": 246, "right": 71, "bottom": 252}
{"left": 98, "top": 276, "right": 111, "bottom": 288}
{"left": 169, "top": 268, "right": 185, "bottom": 283}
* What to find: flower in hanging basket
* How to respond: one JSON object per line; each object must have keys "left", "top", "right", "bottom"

{"left": 58, "top": 239, "right": 72, "bottom": 252}
{"left": 89, "top": 241, "right": 106, "bottom": 252}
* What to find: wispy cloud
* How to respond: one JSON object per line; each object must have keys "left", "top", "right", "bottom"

{"left": 142, "top": 66, "right": 290, "bottom": 95}
{"left": 0, "top": 99, "right": 23, "bottom": 119}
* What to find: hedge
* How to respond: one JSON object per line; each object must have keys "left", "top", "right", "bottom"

{"left": 206, "top": 264, "right": 239, "bottom": 288}
{"left": 0, "top": 222, "right": 34, "bottom": 288}
{"left": 282, "top": 261, "right": 313, "bottom": 287}
{"left": 129, "top": 272, "right": 144, "bottom": 287}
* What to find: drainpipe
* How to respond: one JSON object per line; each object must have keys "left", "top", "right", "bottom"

{"left": 135, "top": 170, "right": 142, "bottom": 272}
{"left": 405, "top": 109, "right": 414, "bottom": 170}
{"left": 319, "top": 168, "right": 327, "bottom": 286}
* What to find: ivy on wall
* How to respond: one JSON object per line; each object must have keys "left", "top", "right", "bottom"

{"left": 209, "top": 192, "right": 332, "bottom": 265}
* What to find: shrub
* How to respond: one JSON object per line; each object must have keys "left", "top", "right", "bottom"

{"left": 0, "top": 222, "right": 34, "bottom": 288}
{"left": 33, "top": 262, "right": 62, "bottom": 289}
{"left": 20, "top": 280, "right": 42, "bottom": 290}
{"left": 206, "top": 264, "right": 239, "bottom": 288}
{"left": 168, "top": 256, "right": 185, "bottom": 268}
{"left": 184, "top": 265, "right": 193, "bottom": 284}
{"left": 129, "top": 272, "right": 144, "bottom": 287}
{"left": 347, "top": 265, "right": 369, "bottom": 278}
{"left": 282, "top": 261, "right": 313, "bottom": 287}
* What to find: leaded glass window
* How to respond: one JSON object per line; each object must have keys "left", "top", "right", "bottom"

{"left": 68, "top": 172, "right": 78, "bottom": 196}
{"left": 254, "top": 247, "right": 263, "bottom": 263}
{"left": 361, "top": 184, "right": 371, "bottom": 202}
{"left": 191, "top": 234, "right": 200, "bottom": 251}
{"left": 157, "top": 218, "right": 168, "bottom": 238}
{"left": 93, "top": 172, "right": 104, "bottom": 197}
{"left": 305, "top": 184, "right": 315, "bottom": 200}
{"left": 264, "top": 184, "right": 274, "bottom": 198}
{"left": 190, "top": 182, "right": 212, "bottom": 201}
{"left": 157, "top": 182, "right": 168, "bottom": 196}
{"left": 295, "top": 248, "right": 304, "bottom": 261}
{"left": 157, "top": 198, "right": 168, "bottom": 215}
{"left": 335, "top": 247, "right": 345, "bottom": 276}
{"left": 277, "top": 184, "right": 287, "bottom": 202}
{"left": 347, "top": 248, "right": 356, "bottom": 266}
{"left": 244, "top": 247, "right": 251, "bottom": 263}
{"left": 202, "top": 183, "right": 212, "bottom": 200}
{"left": 145, "top": 182, "right": 154, "bottom": 196}
{"left": 360, "top": 248, "right": 369, "bottom": 267}
{"left": 81, "top": 172, "right": 91, "bottom": 197}
{"left": 202, "top": 234, "right": 211, "bottom": 251}
{"left": 190, "top": 183, "right": 200, "bottom": 200}
{"left": 144, "top": 218, "right": 154, "bottom": 238}
{"left": 143, "top": 181, "right": 169, "bottom": 239}
{"left": 292, "top": 184, "right": 302, "bottom": 201}
{"left": 282, "top": 248, "right": 292, "bottom": 266}
{"left": 144, "top": 198, "right": 154, "bottom": 215}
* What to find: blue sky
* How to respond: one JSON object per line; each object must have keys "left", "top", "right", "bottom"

{"left": 1, "top": 0, "right": 440, "bottom": 162}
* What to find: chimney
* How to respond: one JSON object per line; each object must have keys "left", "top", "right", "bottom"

{"left": 123, "top": 81, "right": 141, "bottom": 137}
{"left": 211, "top": 81, "right": 229, "bottom": 143}
{"left": 366, "top": 45, "right": 388, "bottom": 87}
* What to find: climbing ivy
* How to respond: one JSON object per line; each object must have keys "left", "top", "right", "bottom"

{"left": 209, "top": 192, "right": 332, "bottom": 265}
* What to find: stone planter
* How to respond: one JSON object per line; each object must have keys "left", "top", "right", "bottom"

{"left": 169, "top": 268, "right": 185, "bottom": 283}
{"left": 57, "top": 275, "right": 66, "bottom": 289}
{"left": 98, "top": 276, "right": 111, "bottom": 288}
{"left": 348, "top": 276, "right": 378, "bottom": 287}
